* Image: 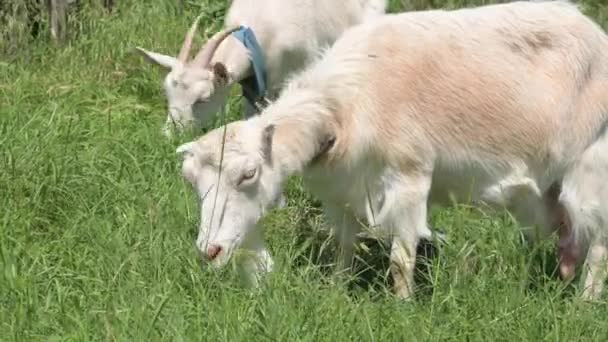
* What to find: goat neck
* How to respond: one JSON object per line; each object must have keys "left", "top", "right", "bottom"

{"left": 259, "top": 91, "right": 337, "bottom": 180}
{"left": 206, "top": 33, "right": 255, "bottom": 85}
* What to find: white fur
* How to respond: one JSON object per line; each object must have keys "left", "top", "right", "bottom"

{"left": 177, "top": 0, "right": 608, "bottom": 300}
{"left": 136, "top": 0, "right": 387, "bottom": 136}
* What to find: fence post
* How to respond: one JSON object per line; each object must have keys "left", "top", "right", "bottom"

{"left": 47, "top": 0, "right": 68, "bottom": 44}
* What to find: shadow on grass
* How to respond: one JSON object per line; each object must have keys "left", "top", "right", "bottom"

{"left": 289, "top": 204, "right": 443, "bottom": 301}
{"left": 523, "top": 240, "right": 580, "bottom": 299}
{"left": 290, "top": 202, "right": 582, "bottom": 302}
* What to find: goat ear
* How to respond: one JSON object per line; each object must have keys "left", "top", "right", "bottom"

{"left": 212, "top": 62, "right": 230, "bottom": 86}
{"left": 177, "top": 142, "right": 201, "bottom": 184}
{"left": 135, "top": 47, "right": 178, "bottom": 70}
{"left": 261, "top": 124, "right": 275, "bottom": 162}
{"left": 176, "top": 141, "right": 198, "bottom": 158}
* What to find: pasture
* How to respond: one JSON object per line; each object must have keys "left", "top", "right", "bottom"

{"left": 2, "top": 0, "right": 608, "bottom": 340}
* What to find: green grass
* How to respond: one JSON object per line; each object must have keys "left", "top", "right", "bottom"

{"left": 2, "top": 0, "right": 608, "bottom": 340}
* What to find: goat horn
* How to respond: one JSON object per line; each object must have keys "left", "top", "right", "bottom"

{"left": 193, "top": 25, "right": 242, "bottom": 67}
{"left": 178, "top": 14, "right": 204, "bottom": 63}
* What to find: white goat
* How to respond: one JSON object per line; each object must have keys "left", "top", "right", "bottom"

{"left": 135, "top": 0, "right": 387, "bottom": 137}
{"left": 176, "top": 0, "right": 608, "bottom": 300}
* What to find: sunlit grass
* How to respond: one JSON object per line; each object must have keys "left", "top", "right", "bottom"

{"left": 2, "top": 0, "right": 608, "bottom": 340}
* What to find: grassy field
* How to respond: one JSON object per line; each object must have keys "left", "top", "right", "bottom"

{"left": 2, "top": 0, "right": 608, "bottom": 340}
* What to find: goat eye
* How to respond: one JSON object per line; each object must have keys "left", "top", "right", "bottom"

{"left": 238, "top": 168, "right": 257, "bottom": 185}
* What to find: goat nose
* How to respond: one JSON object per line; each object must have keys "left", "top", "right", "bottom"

{"left": 206, "top": 244, "right": 222, "bottom": 261}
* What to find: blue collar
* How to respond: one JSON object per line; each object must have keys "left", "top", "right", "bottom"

{"left": 231, "top": 25, "right": 268, "bottom": 116}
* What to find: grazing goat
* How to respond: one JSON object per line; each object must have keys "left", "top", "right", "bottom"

{"left": 135, "top": 0, "right": 387, "bottom": 137}
{"left": 176, "top": 0, "right": 608, "bottom": 300}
